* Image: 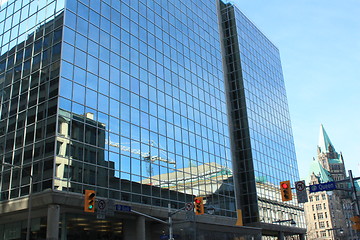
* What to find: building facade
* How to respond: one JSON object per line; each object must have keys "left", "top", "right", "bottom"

{"left": 220, "top": 2, "right": 305, "bottom": 238}
{"left": 304, "top": 125, "right": 359, "bottom": 240}
{"left": 0, "top": 0, "right": 304, "bottom": 239}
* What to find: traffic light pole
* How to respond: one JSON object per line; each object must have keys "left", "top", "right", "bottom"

{"left": 130, "top": 204, "right": 185, "bottom": 240}
{"left": 349, "top": 170, "right": 360, "bottom": 216}
{"left": 295, "top": 170, "right": 360, "bottom": 235}
{"left": 168, "top": 204, "right": 174, "bottom": 240}
{"left": 167, "top": 203, "right": 187, "bottom": 240}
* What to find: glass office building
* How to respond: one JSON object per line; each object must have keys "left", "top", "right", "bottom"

{"left": 0, "top": 0, "right": 304, "bottom": 239}
{"left": 220, "top": 1, "right": 305, "bottom": 232}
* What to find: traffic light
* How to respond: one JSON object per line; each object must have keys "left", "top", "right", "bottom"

{"left": 84, "top": 190, "right": 96, "bottom": 212}
{"left": 280, "top": 181, "right": 292, "bottom": 201}
{"left": 194, "top": 197, "right": 204, "bottom": 215}
{"left": 351, "top": 215, "right": 360, "bottom": 231}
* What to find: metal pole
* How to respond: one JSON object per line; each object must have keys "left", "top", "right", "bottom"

{"left": 168, "top": 203, "right": 174, "bottom": 240}
{"left": 278, "top": 231, "right": 284, "bottom": 240}
{"left": 26, "top": 174, "right": 33, "bottom": 240}
{"left": 349, "top": 170, "right": 360, "bottom": 216}
{"left": 349, "top": 170, "right": 360, "bottom": 239}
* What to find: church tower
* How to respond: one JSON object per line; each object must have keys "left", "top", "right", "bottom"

{"left": 304, "top": 125, "right": 356, "bottom": 240}
{"left": 317, "top": 124, "right": 347, "bottom": 185}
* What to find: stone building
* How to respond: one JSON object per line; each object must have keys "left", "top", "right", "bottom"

{"left": 304, "top": 124, "right": 359, "bottom": 240}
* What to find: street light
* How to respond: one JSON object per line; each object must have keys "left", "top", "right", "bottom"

{"left": 1, "top": 162, "right": 33, "bottom": 240}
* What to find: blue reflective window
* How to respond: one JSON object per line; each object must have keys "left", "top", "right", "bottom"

{"left": 88, "top": 39, "right": 99, "bottom": 57}
{"left": 86, "top": 72, "right": 98, "bottom": 91}
{"left": 74, "top": 48, "right": 86, "bottom": 69}
{"left": 60, "top": 78, "right": 72, "bottom": 99}
{"left": 87, "top": 55, "right": 98, "bottom": 74}
{"left": 72, "top": 83, "right": 85, "bottom": 104}
{"left": 65, "top": 10, "right": 76, "bottom": 29}
{"left": 98, "top": 78, "right": 109, "bottom": 95}
{"left": 75, "top": 33, "right": 87, "bottom": 51}
{"left": 78, "top": 2, "right": 89, "bottom": 20}
{"left": 88, "top": 23, "right": 99, "bottom": 42}
{"left": 86, "top": 88, "right": 97, "bottom": 109}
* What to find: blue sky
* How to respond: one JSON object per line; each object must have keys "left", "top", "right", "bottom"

{"left": 233, "top": 0, "right": 360, "bottom": 180}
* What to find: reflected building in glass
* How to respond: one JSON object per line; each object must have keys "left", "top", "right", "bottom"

{"left": 0, "top": 0, "right": 304, "bottom": 239}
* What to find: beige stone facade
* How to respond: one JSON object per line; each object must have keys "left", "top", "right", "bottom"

{"left": 304, "top": 125, "right": 359, "bottom": 240}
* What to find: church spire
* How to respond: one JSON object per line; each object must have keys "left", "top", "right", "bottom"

{"left": 318, "top": 124, "right": 335, "bottom": 154}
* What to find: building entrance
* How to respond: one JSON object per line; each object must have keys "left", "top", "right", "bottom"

{"left": 64, "top": 213, "right": 124, "bottom": 240}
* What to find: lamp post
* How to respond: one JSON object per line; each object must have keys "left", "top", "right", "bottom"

{"left": 1, "top": 162, "right": 33, "bottom": 240}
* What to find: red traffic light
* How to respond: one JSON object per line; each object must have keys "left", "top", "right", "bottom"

{"left": 280, "top": 181, "right": 292, "bottom": 201}
{"left": 194, "top": 197, "right": 204, "bottom": 215}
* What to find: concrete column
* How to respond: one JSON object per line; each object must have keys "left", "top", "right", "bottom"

{"left": 123, "top": 219, "right": 137, "bottom": 240}
{"left": 136, "top": 216, "right": 146, "bottom": 240}
{"left": 277, "top": 231, "right": 284, "bottom": 240}
{"left": 60, "top": 213, "right": 67, "bottom": 240}
{"left": 46, "top": 205, "right": 60, "bottom": 240}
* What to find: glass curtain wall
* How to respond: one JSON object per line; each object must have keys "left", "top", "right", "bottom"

{"left": 220, "top": 2, "right": 305, "bottom": 227}
{"left": 55, "top": 0, "right": 235, "bottom": 216}
{"left": 0, "top": 0, "right": 65, "bottom": 200}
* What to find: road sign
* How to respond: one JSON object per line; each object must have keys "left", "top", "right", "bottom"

{"left": 96, "top": 199, "right": 106, "bottom": 219}
{"left": 160, "top": 234, "right": 179, "bottom": 240}
{"left": 185, "top": 202, "right": 194, "bottom": 211}
{"left": 295, "top": 181, "right": 305, "bottom": 191}
{"left": 115, "top": 204, "right": 132, "bottom": 212}
{"left": 295, "top": 180, "right": 308, "bottom": 203}
{"left": 309, "top": 181, "right": 336, "bottom": 193}
{"left": 98, "top": 199, "right": 106, "bottom": 210}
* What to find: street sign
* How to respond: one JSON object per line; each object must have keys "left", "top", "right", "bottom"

{"left": 97, "top": 199, "right": 106, "bottom": 219}
{"left": 115, "top": 204, "right": 132, "bottom": 212}
{"left": 309, "top": 181, "right": 336, "bottom": 193}
{"left": 160, "top": 234, "right": 179, "bottom": 240}
{"left": 98, "top": 199, "right": 106, "bottom": 210}
{"left": 295, "top": 180, "right": 308, "bottom": 203}
{"left": 185, "top": 202, "right": 194, "bottom": 211}
{"left": 295, "top": 181, "right": 306, "bottom": 191}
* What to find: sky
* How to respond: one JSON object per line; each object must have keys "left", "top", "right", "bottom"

{"left": 232, "top": 0, "right": 360, "bottom": 180}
